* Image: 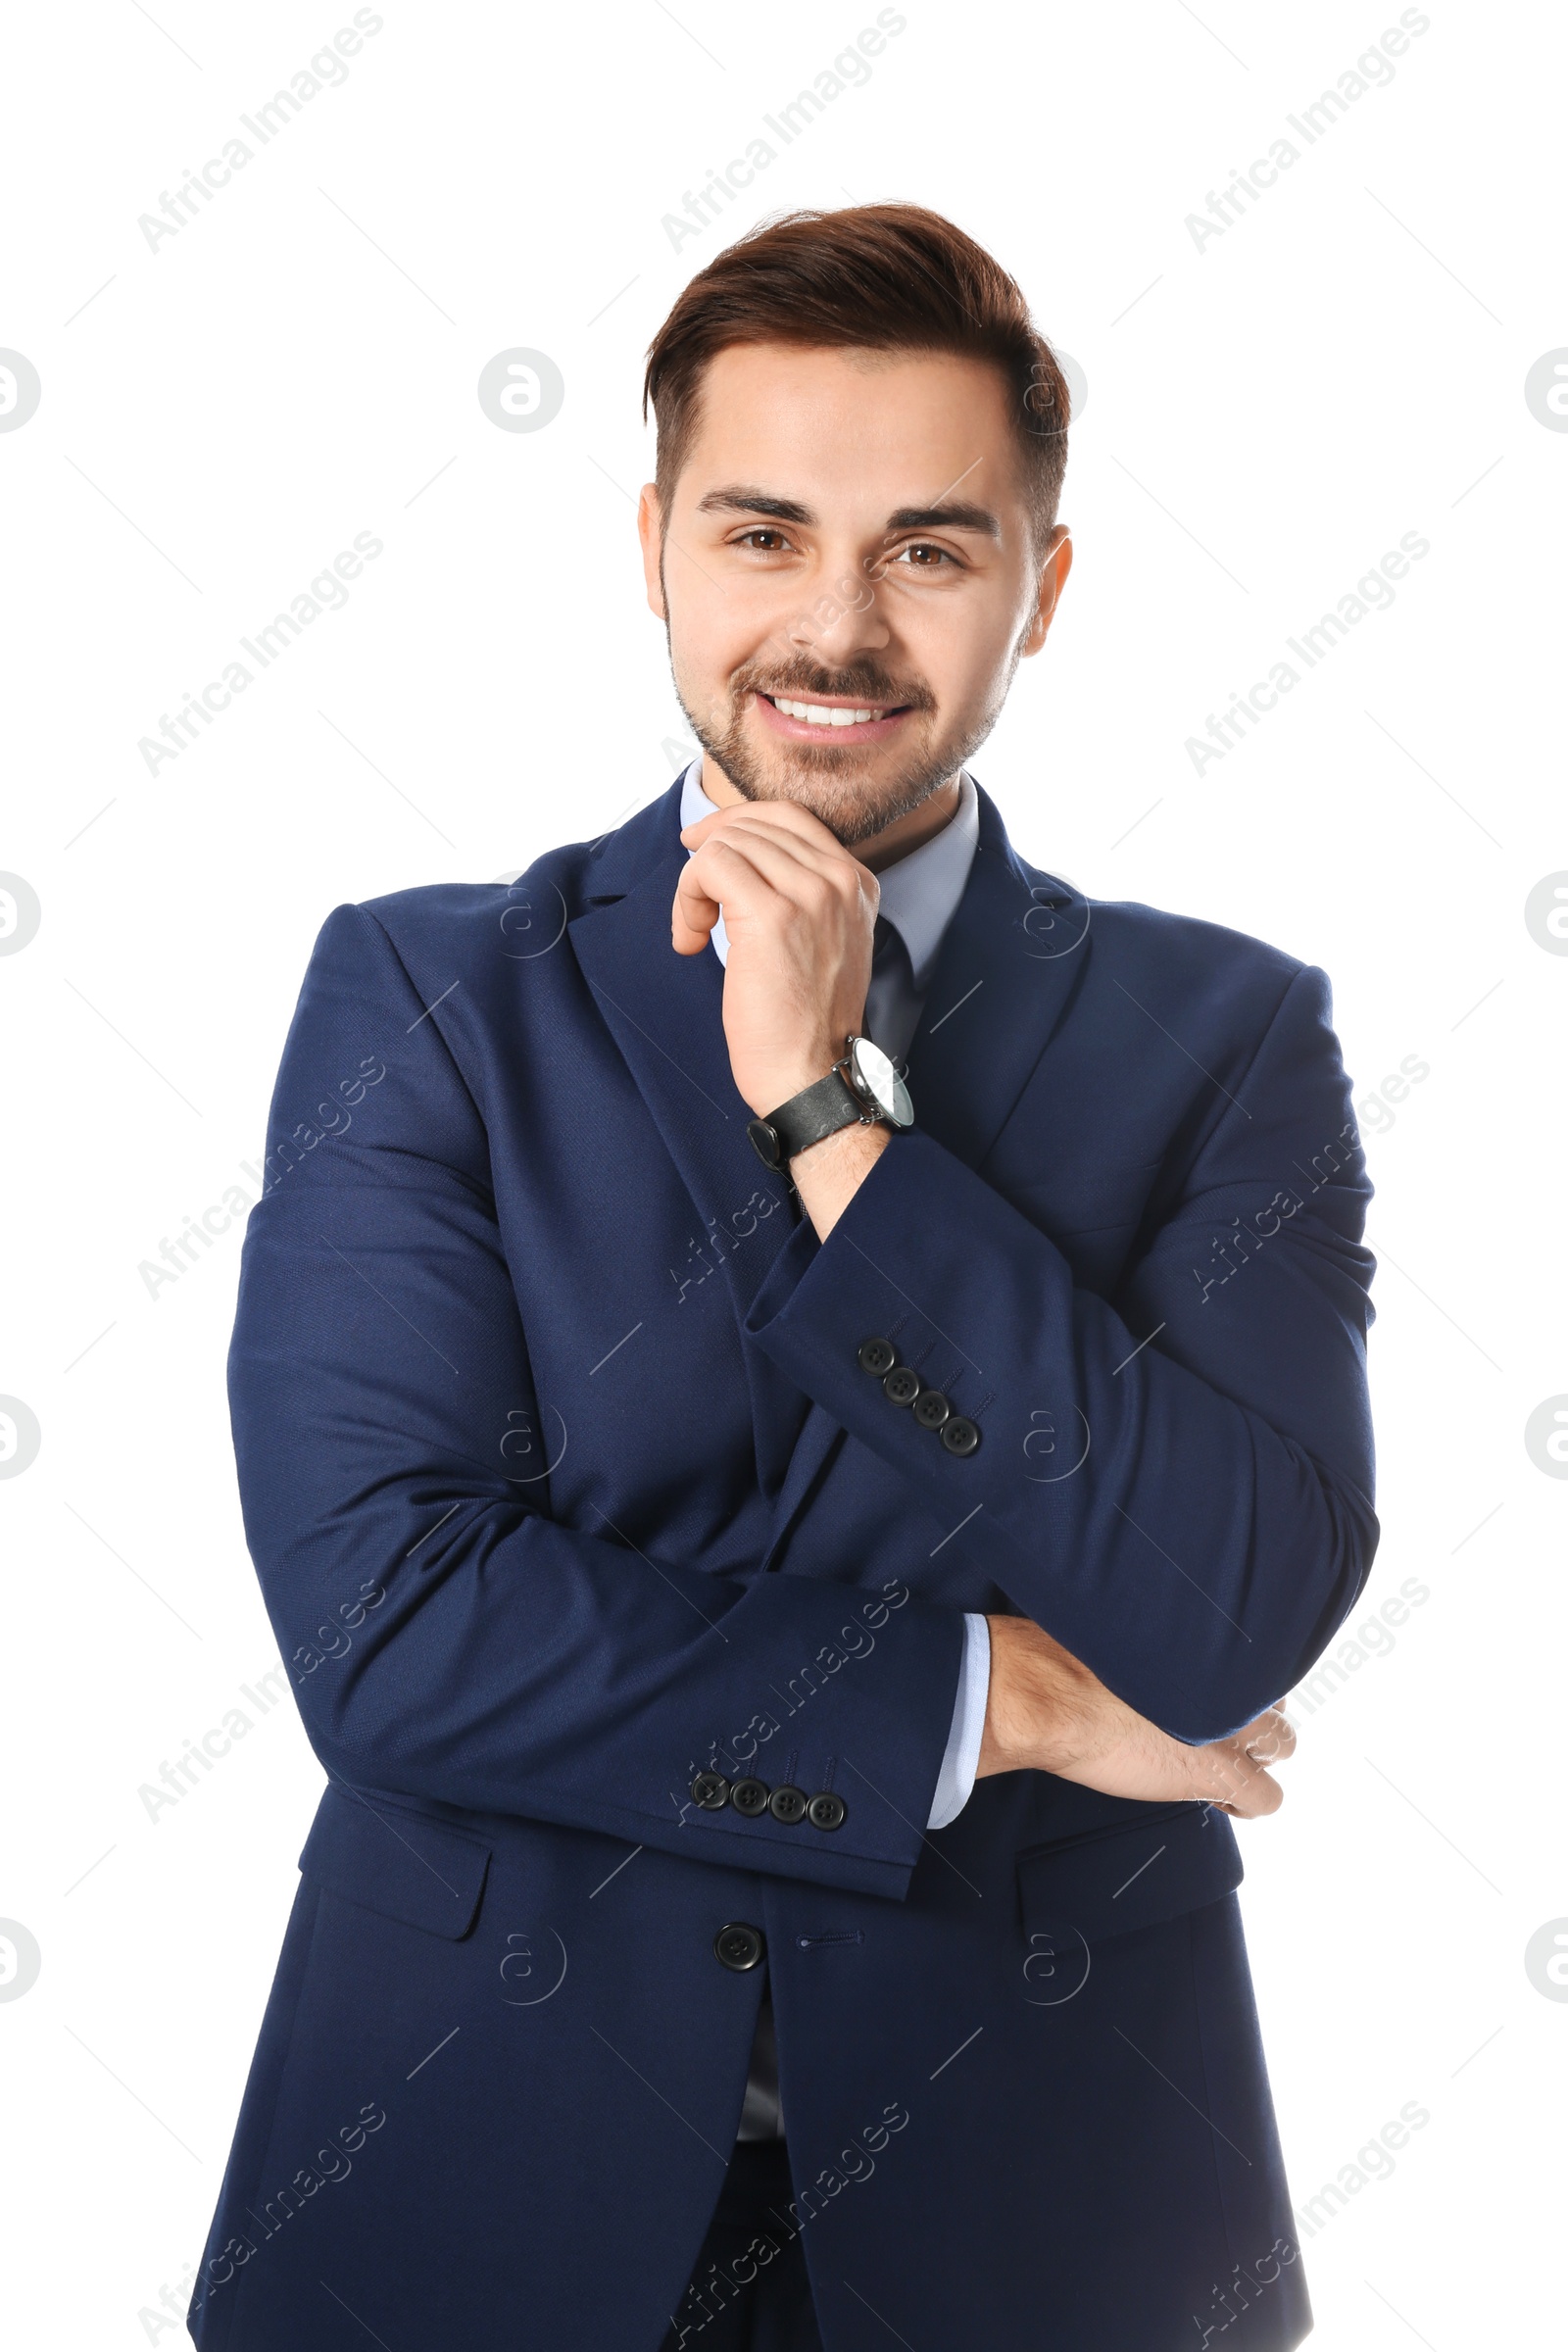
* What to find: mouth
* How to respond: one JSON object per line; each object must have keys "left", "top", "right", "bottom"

{"left": 755, "top": 691, "right": 916, "bottom": 744}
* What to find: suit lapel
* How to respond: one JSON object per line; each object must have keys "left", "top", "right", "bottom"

{"left": 567, "top": 779, "right": 1089, "bottom": 1548}
{"left": 906, "top": 783, "right": 1091, "bottom": 1171}
{"left": 567, "top": 787, "right": 800, "bottom": 1324}
{"left": 572, "top": 781, "right": 1090, "bottom": 1205}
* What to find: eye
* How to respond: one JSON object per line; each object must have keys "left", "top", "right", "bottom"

{"left": 732, "top": 526, "right": 794, "bottom": 553}
{"left": 892, "top": 542, "right": 960, "bottom": 569}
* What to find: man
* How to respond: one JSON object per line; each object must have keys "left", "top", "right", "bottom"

{"left": 192, "top": 206, "right": 1375, "bottom": 2350}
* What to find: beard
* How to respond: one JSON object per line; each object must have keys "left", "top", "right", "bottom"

{"left": 672, "top": 649, "right": 1014, "bottom": 849}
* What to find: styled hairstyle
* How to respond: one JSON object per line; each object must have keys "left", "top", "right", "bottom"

{"left": 643, "top": 203, "right": 1071, "bottom": 562}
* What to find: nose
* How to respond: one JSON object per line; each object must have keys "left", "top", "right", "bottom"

{"left": 780, "top": 556, "right": 892, "bottom": 669}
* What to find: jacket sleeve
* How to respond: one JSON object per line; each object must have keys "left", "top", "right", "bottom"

{"left": 745, "top": 963, "right": 1378, "bottom": 1744}
{"left": 227, "top": 904, "right": 964, "bottom": 1903}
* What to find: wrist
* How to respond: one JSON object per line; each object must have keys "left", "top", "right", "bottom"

{"left": 746, "top": 1035, "right": 913, "bottom": 1189}
{"left": 743, "top": 1038, "right": 842, "bottom": 1120}
{"left": 790, "top": 1118, "right": 890, "bottom": 1241}
{"left": 977, "top": 1613, "right": 1104, "bottom": 1780}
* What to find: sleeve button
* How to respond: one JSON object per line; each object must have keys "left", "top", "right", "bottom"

{"left": 882, "top": 1365, "right": 921, "bottom": 1407}
{"left": 729, "top": 1777, "right": 770, "bottom": 1817}
{"left": 767, "top": 1785, "right": 808, "bottom": 1825}
{"left": 807, "top": 1791, "right": 847, "bottom": 1831}
{"left": 912, "top": 1389, "right": 951, "bottom": 1430}
{"left": 858, "top": 1336, "right": 897, "bottom": 1376}
{"left": 940, "top": 1416, "right": 981, "bottom": 1456}
{"left": 690, "top": 1771, "right": 730, "bottom": 1810}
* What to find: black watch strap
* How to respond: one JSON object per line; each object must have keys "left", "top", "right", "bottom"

{"left": 747, "top": 1070, "right": 862, "bottom": 1169}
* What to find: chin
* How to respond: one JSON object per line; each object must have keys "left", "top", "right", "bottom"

{"left": 718, "top": 731, "right": 957, "bottom": 848}
{"left": 761, "top": 770, "right": 935, "bottom": 848}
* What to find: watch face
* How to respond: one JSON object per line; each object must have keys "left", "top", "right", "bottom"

{"left": 850, "top": 1037, "right": 913, "bottom": 1128}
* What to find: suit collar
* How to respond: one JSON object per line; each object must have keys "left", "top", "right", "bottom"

{"left": 580, "top": 777, "right": 689, "bottom": 905}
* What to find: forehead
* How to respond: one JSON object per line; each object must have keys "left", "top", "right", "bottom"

{"left": 679, "top": 342, "right": 1025, "bottom": 519}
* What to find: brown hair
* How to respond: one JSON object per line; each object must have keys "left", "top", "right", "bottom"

{"left": 643, "top": 203, "right": 1071, "bottom": 564}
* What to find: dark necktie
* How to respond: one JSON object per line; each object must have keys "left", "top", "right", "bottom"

{"left": 863, "top": 913, "right": 918, "bottom": 1062}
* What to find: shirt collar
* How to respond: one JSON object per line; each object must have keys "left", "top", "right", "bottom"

{"left": 677, "top": 760, "right": 979, "bottom": 992}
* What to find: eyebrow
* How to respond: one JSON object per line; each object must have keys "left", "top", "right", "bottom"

{"left": 695, "top": 485, "right": 1003, "bottom": 541}
{"left": 885, "top": 502, "right": 1002, "bottom": 540}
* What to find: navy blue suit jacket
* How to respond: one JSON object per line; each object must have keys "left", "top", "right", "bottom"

{"left": 193, "top": 779, "right": 1375, "bottom": 2350}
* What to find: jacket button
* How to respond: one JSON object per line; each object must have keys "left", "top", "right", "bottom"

{"left": 912, "top": 1389, "right": 951, "bottom": 1431}
{"left": 730, "top": 1777, "right": 769, "bottom": 1817}
{"left": 714, "top": 1922, "right": 765, "bottom": 1972}
{"left": 858, "top": 1336, "right": 897, "bottom": 1376}
{"left": 768, "top": 1785, "right": 808, "bottom": 1825}
{"left": 690, "top": 1771, "right": 730, "bottom": 1810}
{"left": 940, "top": 1415, "right": 981, "bottom": 1456}
{"left": 807, "top": 1792, "right": 847, "bottom": 1831}
{"left": 882, "top": 1365, "right": 921, "bottom": 1407}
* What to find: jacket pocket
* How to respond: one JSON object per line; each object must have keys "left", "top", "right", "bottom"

{"left": 298, "top": 1783, "right": 492, "bottom": 1939}
{"left": 1017, "top": 1802, "right": 1243, "bottom": 1945}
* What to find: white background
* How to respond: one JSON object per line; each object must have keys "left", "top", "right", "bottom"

{"left": 2, "top": 0, "right": 1565, "bottom": 2342}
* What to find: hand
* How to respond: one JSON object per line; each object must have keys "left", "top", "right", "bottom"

{"left": 674, "top": 801, "right": 879, "bottom": 1118}
{"left": 977, "top": 1614, "right": 1296, "bottom": 1819}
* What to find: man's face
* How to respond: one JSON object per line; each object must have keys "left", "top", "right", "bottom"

{"left": 638, "top": 343, "right": 1071, "bottom": 848}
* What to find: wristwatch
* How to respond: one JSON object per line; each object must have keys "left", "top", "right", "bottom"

{"left": 747, "top": 1037, "right": 914, "bottom": 1170}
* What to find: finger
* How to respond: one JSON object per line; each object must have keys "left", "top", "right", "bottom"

{"left": 682, "top": 829, "right": 871, "bottom": 931}
{"left": 1203, "top": 1754, "right": 1282, "bottom": 1818}
{"left": 683, "top": 809, "right": 877, "bottom": 906}
{"left": 682, "top": 809, "right": 882, "bottom": 912}
{"left": 1193, "top": 1738, "right": 1283, "bottom": 1819}
{"left": 672, "top": 834, "right": 810, "bottom": 956}
{"left": 1241, "top": 1706, "right": 1296, "bottom": 1766}
{"left": 1229, "top": 1767, "right": 1283, "bottom": 1818}
{"left": 680, "top": 798, "right": 854, "bottom": 859}
{"left": 670, "top": 866, "right": 723, "bottom": 956}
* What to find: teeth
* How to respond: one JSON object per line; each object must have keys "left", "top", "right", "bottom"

{"left": 772, "top": 697, "right": 888, "bottom": 726}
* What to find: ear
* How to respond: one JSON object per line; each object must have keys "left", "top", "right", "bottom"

{"left": 1020, "top": 525, "right": 1073, "bottom": 659}
{"left": 637, "top": 485, "right": 667, "bottom": 620}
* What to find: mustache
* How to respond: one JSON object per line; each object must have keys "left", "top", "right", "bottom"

{"left": 733, "top": 662, "right": 935, "bottom": 711}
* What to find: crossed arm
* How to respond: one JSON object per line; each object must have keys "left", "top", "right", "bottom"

{"left": 676, "top": 795, "right": 1372, "bottom": 1822}
{"left": 232, "top": 808, "right": 1368, "bottom": 1899}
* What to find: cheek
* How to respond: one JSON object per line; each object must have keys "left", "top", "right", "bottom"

{"left": 918, "top": 580, "right": 1038, "bottom": 710}
{"left": 671, "top": 578, "right": 790, "bottom": 696}
{"left": 665, "top": 617, "right": 739, "bottom": 720}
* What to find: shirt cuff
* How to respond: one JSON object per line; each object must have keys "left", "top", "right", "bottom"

{"left": 925, "top": 1612, "right": 991, "bottom": 1831}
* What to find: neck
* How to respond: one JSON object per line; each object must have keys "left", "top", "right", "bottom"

{"left": 697, "top": 756, "right": 963, "bottom": 875}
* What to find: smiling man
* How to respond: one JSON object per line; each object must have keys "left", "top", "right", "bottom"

{"left": 194, "top": 207, "right": 1376, "bottom": 2351}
